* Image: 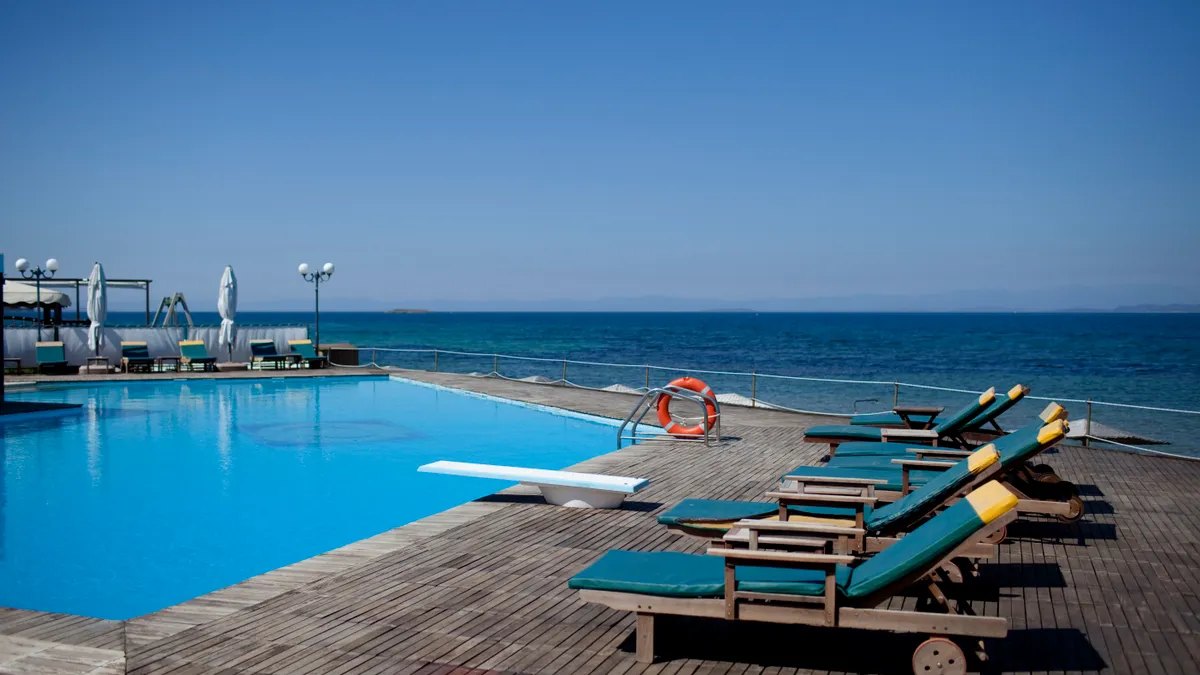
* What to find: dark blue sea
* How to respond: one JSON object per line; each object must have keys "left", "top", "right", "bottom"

{"left": 108, "top": 311, "right": 1200, "bottom": 455}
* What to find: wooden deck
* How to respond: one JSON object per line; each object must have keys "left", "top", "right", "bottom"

{"left": 3, "top": 369, "right": 1199, "bottom": 674}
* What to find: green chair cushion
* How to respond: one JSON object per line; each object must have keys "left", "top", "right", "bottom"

{"left": 180, "top": 343, "right": 211, "bottom": 360}
{"left": 122, "top": 345, "right": 151, "bottom": 359}
{"left": 931, "top": 394, "right": 993, "bottom": 435}
{"left": 827, "top": 441, "right": 936, "bottom": 458}
{"left": 291, "top": 342, "right": 319, "bottom": 358}
{"left": 657, "top": 500, "right": 863, "bottom": 528}
{"left": 568, "top": 550, "right": 853, "bottom": 598}
{"left": 845, "top": 492, "right": 987, "bottom": 598}
{"left": 849, "top": 412, "right": 934, "bottom": 427}
{"left": 36, "top": 345, "right": 67, "bottom": 364}
{"left": 803, "top": 426, "right": 884, "bottom": 442}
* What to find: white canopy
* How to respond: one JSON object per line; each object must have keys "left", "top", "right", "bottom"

{"left": 2, "top": 280, "right": 72, "bottom": 308}
{"left": 87, "top": 263, "right": 107, "bottom": 352}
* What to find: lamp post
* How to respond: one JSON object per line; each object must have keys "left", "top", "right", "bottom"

{"left": 298, "top": 262, "right": 334, "bottom": 352}
{"left": 15, "top": 257, "right": 59, "bottom": 341}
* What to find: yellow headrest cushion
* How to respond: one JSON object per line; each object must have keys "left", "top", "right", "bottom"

{"left": 1037, "top": 419, "right": 1068, "bottom": 445}
{"left": 967, "top": 444, "right": 999, "bottom": 473}
{"left": 37, "top": 341, "right": 64, "bottom": 347}
{"left": 121, "top": 341, "right": 148, "bottom": 346}
{"left": 250, "top": 339, "right": 272, "bottom": 343}
{"left": 288, "top": 339, "right": 312, "bottom": 345}
{"left": 964, "top": 481, "right": 1018, "bottom": 524}
{"left": 1039, "top": 402, "right": 1067, "bottom": 423}
{"left": 1007, "top": 384, "right": 1028, "bottom": 400}
{"left": 180, "top": 340, "right": 204, "bottom": 346}
{"left": 978, "top": 387, "right": 996, "bottom": 406}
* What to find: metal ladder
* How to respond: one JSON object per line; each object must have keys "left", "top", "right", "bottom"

{"left": 617, "top": 385, "right": 722, "bottom": 449}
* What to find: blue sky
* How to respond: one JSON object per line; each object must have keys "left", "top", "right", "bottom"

{"left": 2, "top": 2, "right": 1198, "bottom": 310}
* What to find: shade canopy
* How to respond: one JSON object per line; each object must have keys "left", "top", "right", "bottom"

{"left": 87, "top": 263, "right": 107, "bottom": 352}
{"left": 2, "top": 280, "right": 72, "bottom": 308}
{"left": 218, "top": 266, "right": 237, "bottom": 355}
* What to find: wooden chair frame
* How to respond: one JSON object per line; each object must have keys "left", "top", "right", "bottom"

{"left": 579, "top": 511, "right": 1016, "bottom": 664}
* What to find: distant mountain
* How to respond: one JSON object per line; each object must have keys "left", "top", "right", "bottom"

{"left": 1112, "top": 304, "right": 1200, "bottom": 313}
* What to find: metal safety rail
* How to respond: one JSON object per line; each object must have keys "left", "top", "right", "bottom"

{"left": 340, "top": 346, "right": 1200, "bottom": 461}
{"left": 617, "top": 385, "right": 722, "bottom": 449}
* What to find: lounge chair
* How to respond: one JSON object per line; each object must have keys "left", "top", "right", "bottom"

{"left": 570, "top": 481, "right": 1018, "bottom": 667}
{"left": 831, "top": 401, "right": 1064, "bottom": 457}
{"left": 805, "top": 387, "right": 997, "bottom": 456}
{"left": 178, "top": 340, "right": 217, "bottom": 372}
{"left": 120, "top": 341, "right": 156, "bottom": 373}
{"left": 249, "top": 339, "right": 295, "bottom": 370}
{"left": 660, "top": 415, "right": 1069, "bottom": 543}
{"left": 287, "top": 339, "right": 328, "bottom": 369}
{"left": 35, "top": 341, "right": 69, "bottom": 374}
{"left": 659, "top": 441, "right": 1005, "bottom": 553}
{"left": 850, "top": 384, "right": 1030, "bottom": 435}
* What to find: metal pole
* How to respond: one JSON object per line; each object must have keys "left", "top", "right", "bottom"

{"left": 371, "top": 349, "right": 376, "bottom": 367}
{"left": 145, "top": 282, "right": 151, "bottom": 325}
{"left": 1084, "top": 399, "right": 1092, "bottom": 447}
{"left": 893, "top": 381, "right": 899, "bottom": 408}
{"left": 75, "top": 282, "right": 80, "bottom": 321}
{"left": 314, "top": 276, "right": 320, "bottom": 352}
{"left": 35, "top": 274, "right": 42, "bottom": 341}
{"left": 433, "top": 349, "right": 439, "bottom": 372}
{"left": 562, "top": 359, "right": 567, "bottom": 383}
{"left": 493, "top": 354, "right": 498, "bottom": 375}
{"left": 645, "top": 366, "right": 650, "bottom": 391}
{"left": 751, "top": 371, "right": 757, "bottom": 407}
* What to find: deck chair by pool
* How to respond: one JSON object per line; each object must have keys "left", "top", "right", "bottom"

{"left": 287, "top": 339, "right": 328, "bottom": 369}
{"left": 35, "top": 341, "right": 69, "bottom": 374}
{"left": 805, "top": 387, "right": 997, "bottom": 456}
{"left": 178, "top": 340, "right": 217, "bottom": 372}
{"left": 249, "top": 339, "right": 295, "bottom": 370}
{"left": 850, "top": 384, "right": 1030, "bottom": 436}
{"left": 830, "top": 401, "right": 1064, "bottom": 458}
{"left": 659, "top": 442, "right": 1005, "bottom": 553}
{"left": 120, "top": 341, "right": 156, "bottom": 373}
{"left": 571, "top": 481, "right": 1018, "bottom": 667}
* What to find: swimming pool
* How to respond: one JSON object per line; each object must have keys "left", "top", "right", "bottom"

{"left": 0, "top": 375, "right": 620, "bottom": 619}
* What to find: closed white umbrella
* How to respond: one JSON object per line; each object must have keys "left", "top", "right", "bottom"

{"left": 218, "top": 265, "right": 237, "bottom": 361}
{"left": 87, "top": 262, "right": 107, "bottom": 354}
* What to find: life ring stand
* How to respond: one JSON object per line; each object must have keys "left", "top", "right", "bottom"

{"left": 656, "top": 377, "right": 719, "bottom": 438}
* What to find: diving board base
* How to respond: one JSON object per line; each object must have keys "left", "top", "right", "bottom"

{"left": 534, "top": 484, "right": 628, "bottom": 509}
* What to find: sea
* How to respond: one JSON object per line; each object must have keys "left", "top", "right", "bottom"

{"left": 103, "top": 311, "right": 1200, "bottom": 455}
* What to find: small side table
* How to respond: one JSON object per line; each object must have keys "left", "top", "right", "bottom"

{"left": 3, "top": 357, "right": 20, "bottom": 374}
{"left": 891, "top": 405, "right": 945, "bottom": 430}
{"left": 156, "top": 356, "right": 182, "bottom": 373}
{"left": 86, "top": 356, "right": 110, "bottom": 375}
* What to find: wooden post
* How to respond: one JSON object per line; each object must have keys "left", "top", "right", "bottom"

{"left": 635, "top": 613, "right": 655, "bottom": 664}
{"left": 751, "top": 371, "right": 757, "bottom": 407}
{"left": 1083, "top": 399, "right": 1092, "bottom": 447}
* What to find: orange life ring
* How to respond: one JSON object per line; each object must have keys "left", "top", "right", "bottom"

{"left": 656, "top": 377, "right": 718, "bottom": 438}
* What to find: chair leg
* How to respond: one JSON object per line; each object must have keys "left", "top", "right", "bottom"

{"left": 636, "top": 613, "right": 655, "bottom": 663}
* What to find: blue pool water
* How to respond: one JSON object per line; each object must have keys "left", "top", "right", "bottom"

{"left": 0, "top": 376, "right": 619, "bottom": 619}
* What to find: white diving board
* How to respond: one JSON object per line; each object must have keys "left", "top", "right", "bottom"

{"left": 418, "top": 460, "right": 650, "bottom": 509}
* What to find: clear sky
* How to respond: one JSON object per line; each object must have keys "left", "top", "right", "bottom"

{"left": 2, "top": 2, "right": 1198, "bottom": 310}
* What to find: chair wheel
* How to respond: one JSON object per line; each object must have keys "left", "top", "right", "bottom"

{"left": 983, "top": 525, "right": 1007, "bottom": 545}
{"left": 912, "top": 637, "right": 966, "bottom": 675}
{"left": 1057, "top": 484, "right": 1085, "bottom": 523}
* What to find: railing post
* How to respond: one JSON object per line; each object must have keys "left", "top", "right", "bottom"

{"left": 433, "top": 349, "right": 439, "bottom": 372}
{"left": 562, "top": 359, "right": 567, "bottom": 383}
{"left": 893, "top": 381, "right": 899, "bottom": 408}
{"left": 371, "top": 349, "right": 376, "bottom": 367}
{"left": 493, "top": 354, "right": 498, "bottom": 375}
{"left": 1084, "top": 399, "right": 1092, "bottom": 447}
{"left": 751, "top": 371, "right": 757, "bottom": 408}
{"left": 645, "top": 365, "right": 650, "bottom": 391}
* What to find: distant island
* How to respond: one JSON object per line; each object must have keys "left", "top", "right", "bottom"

{"left": 386, "top": 308, "right": 431, "bottom": 314}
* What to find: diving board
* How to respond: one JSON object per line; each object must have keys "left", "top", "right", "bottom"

{"left": 418, "top": 461, "right": 650, "bottom": 509}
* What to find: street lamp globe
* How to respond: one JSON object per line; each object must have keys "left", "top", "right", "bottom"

{"left": 298, "top": 263, "right": 310, "bottom": 276}
{"left": 14, "top": 258, "right": 29, "bottom": 273}
{"left": 45, "top": 258, "right": 59, "bottom": 273}
{"left": 322, "top": 262, "right": 334, "bottom": 276}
